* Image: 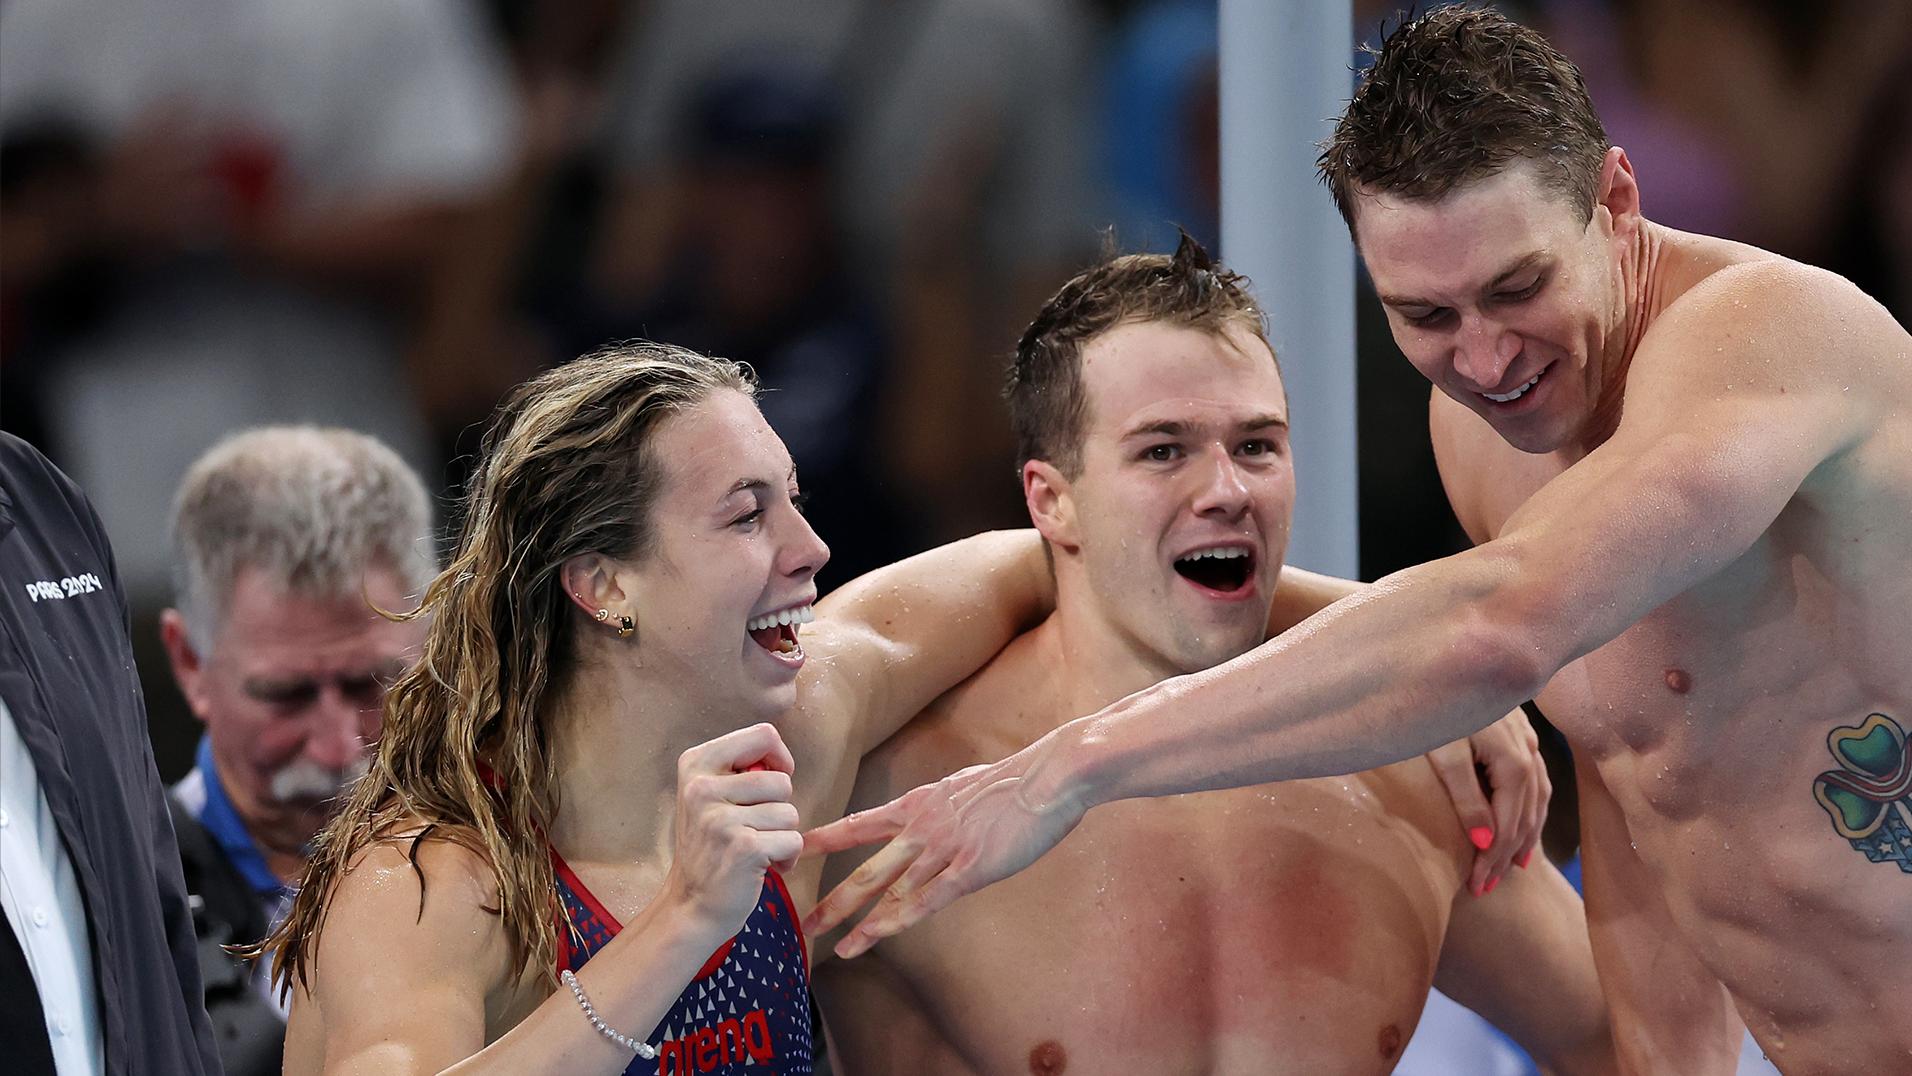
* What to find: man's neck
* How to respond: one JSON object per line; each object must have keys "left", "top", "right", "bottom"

{"left": 1586, "top": 218, "right": 1680, "bottom": 452}
{"left": 1045, "top": 572, "right": 1207, "bottom": 720}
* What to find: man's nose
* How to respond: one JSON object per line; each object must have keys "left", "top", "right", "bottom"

{"left": 1191, "top": 447, "right": 1252, "bottom": 519}
{"left": 304, "top": 697, "right": 367, "bottom": 770}
{"left": 1452, "top": 313, "right": 1519, "bottom": 388}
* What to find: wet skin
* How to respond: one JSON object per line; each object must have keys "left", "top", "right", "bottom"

{"left": 1376, "top": 162, "right": 1912, "bottom": 1073}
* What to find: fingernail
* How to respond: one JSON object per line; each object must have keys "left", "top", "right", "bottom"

{"left": 1468, "top": 826, "right": 1494, "bottom": 851}
{"left": 1483, "top": 876, "right": 1500, "bottom": 895}
{"left": 1515, "top": 849, "right": 1533, "bottom": 869}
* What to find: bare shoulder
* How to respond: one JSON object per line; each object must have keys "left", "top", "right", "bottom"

{"left": 1266, "top": 565, "right": 1361, "bottom": 634}
{"left": 300, "top": 829, "right": 520, "bottom": 1067}
{"left": 1647, "top": 256, "right": 1907, "bottom": 385}
{"left": 1358, "top": 755, "right": 1475, "bottom": 873}
{"left": 850, "top": 626, "right": 1057, "bottom": 808}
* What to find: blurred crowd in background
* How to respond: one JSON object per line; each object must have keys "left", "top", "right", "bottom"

{"left": 3, "top": 0, "right": 1909, "bottom": 779}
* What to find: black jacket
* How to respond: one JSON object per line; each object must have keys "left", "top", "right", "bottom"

{"left": 0, "top": 433, "right": 221, "bottom": 1075}
{"left": 168, "top": 794, "right": 285, "bottom": 1076}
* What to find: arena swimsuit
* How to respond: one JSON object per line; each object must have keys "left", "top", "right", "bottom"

{"left": 552, "top": 848, "right": 815, "bottom": 1076}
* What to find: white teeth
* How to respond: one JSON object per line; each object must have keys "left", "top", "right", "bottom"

{"left": 1178, "top": 547, "right": 1250, "bottom": 563}
{"left": 747, "top": 603, "right": 814, "bottom": 633}
{"left": 1483, "top": 374, "right": 1540, "bottom": 403}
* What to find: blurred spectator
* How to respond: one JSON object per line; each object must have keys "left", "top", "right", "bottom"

{"left": 0, "top": 0, "right": 518, "bottom": 610}
{"left": 159, "top": 426, "right": 432, "bottom": 1074}
{"left": 593, "top": 0, "right": 1102, "bottom": 543}
{"left": 0, "top": 433, "right": 219, "bottom": 1074}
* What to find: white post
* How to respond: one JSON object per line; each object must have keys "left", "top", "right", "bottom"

{"left": 1218, "top": 0, "right": 1358, "bottom": 579}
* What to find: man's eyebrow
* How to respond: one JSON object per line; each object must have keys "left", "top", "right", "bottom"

{"left": 1121, "top": 419, "right": 1194, "bottom": 441}
{"left": 243, "top": 676, "right": 316, "bottom": 696}
{"left": 1377, "top": 252, "right": 1549, "bottom": 309}
{"left": 1122, "top": 416, "right": 1287, "bottom": 440}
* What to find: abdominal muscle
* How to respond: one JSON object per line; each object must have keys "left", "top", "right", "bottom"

{"left": 1537, "top": 585, "right": 1912, "bottom": 1072}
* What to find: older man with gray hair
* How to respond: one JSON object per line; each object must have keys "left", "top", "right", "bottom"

{"left": 157, "top": 426, "right": 434, "bottom": 1075}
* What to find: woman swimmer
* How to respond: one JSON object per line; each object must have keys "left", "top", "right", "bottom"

{"left": 263, "top": 343, "right": 840, "bottom": 1073}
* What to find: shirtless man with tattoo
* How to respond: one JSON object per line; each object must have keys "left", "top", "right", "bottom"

{"left": 808, "top": 240, "right": 1615, "bottom": 1075}
{"left": 806, "top": 9, "right": 1912, "bottom": 1075}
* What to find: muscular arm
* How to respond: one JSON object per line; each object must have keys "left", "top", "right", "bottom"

{"left": 1574, "top": 759, "right": 1742, "bottom": 1075}
{"left": 802, "top": 530, "right": 1051, "bottom": 757}
{"left": 1434, "top": 853, "right": 1616, "bottom": 1075}
{"left": 802, "top": 264, "right": 1889, "bottom": 955}
{"left": 1273, "top": 568, "right": 1550, "bottom": 888}
{"left": 1040, "top": 264, "right": 1872, "bottom": 808}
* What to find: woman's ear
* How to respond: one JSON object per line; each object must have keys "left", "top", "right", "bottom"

{"left": 560, "top": 554, "right": 628, "bottom": 621}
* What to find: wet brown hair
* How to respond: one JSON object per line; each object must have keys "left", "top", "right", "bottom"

{"left": 1007, "top": 232, "right": 1270, "bottom": 478}
{"left": 1318, "top": 5, "right": 1610, "bottom": 236}
{"left": 253, "top": 342, "right": 755, "bottom": 994}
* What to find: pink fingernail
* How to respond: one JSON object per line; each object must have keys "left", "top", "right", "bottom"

{"left": 1483, "top": 876, "right": 1500, "bottom": 895}
{"left": 1468, "top": 826, "right": 1494, "bottom": 851}
{"left": 1515, "top": 849, "right": 1533, "bottom": 869}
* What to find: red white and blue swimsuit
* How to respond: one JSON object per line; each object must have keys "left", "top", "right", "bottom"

{"left": 552, "top": 848, "right": 815, "bottom": 1075}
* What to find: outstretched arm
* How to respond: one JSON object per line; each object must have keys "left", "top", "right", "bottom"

{"left": 1275, "top": 568, "right": 1549, "bottom": 894}
{"left": 801, "top": 530, "right": 1051, "bottom": 758}
{"left": 803, "top": 263, "right": 1879, "bottom": 955}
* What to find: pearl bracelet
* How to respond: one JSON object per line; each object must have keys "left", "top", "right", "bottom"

{"left": 561, "top": 968, "right": 658, "bottom": 1061}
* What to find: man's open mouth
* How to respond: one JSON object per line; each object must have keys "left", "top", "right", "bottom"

{"left": 747, "top": 602, "right": 813, "bottom": 655}
{"left": 1172, "top": 546, "right": 1255, "bottom": 595}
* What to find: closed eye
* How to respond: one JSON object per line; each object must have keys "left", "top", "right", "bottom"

{"left": 1405, "top": 307, "right": 1453, "bottom": 328}
{"left": 1494, "top": 276, "right": 1545, "bottom": 304}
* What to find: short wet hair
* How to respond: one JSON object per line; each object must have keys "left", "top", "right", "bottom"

{"left": 1318, "top": 5, "right": 1610, "bottom": 236}
{"left": 1007, "top": 233, "right": 1271, "bottom": 477}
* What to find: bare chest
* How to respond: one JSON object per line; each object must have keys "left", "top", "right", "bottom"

{"left": 819, "top": 782, "right": 1459, "bottom": 1076}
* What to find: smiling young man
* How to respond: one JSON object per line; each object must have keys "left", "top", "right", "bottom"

{"left": 808, "top": 241, "right": 1614, "bottom": 1075}
{"left": 805, "top": 8, "right": 1912, "bottom": 1075}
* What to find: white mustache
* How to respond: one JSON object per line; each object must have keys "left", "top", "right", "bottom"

{"left": 269, "top": 755, "right": 369, "bottom": 804}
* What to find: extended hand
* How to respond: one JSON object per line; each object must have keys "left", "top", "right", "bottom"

{"left": 1424, "top": 708, "right": 1550, "bottom": 896}
{"left": 800, "top": 747, "right": 1087, "bottom": 959}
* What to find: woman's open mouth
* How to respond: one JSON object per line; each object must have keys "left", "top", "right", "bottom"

{"left": 747, "top": 602, "right": 813, "bottom": 658}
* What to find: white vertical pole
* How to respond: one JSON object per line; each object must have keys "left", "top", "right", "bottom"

{"left": 1218, "top": 0, "right": 1358, "bottom": 579}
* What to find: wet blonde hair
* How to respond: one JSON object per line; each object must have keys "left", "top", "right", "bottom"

{"left": 256, "top": 342, "right": 755, "bottom": 993}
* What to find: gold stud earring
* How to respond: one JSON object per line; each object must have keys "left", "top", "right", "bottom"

{"left": 595, "top": 609, "right": 609, "bottom": 622}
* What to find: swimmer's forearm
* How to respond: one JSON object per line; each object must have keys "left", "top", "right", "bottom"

{"left": 439, "top": 899, "right": 724, "bottom": 1075}
{"left": 1031, "top": 547, "right": 1548, "bottom": 810}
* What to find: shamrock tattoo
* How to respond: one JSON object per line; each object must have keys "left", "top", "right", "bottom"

{"left": 1812, "top": 713, "right": 1912, "bottom": 874}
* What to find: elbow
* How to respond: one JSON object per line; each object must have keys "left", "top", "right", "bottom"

{"left": 1451, "top": 549, "right": 1568, "bottom": 704}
